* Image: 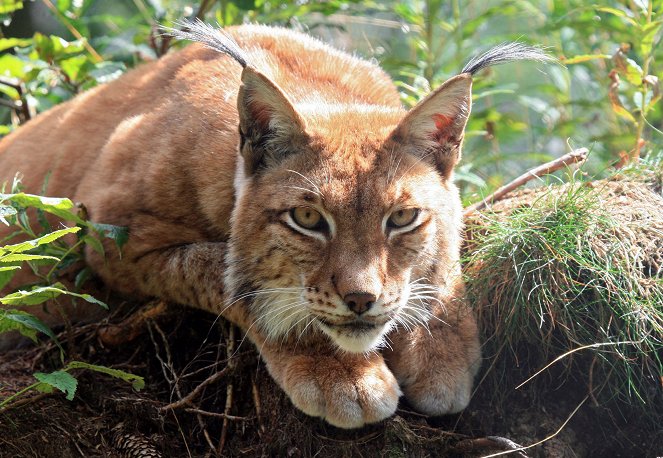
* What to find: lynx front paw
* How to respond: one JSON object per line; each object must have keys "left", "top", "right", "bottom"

{"left": 280, "top": 354, "right": 401, "bottom": 429}
{"left": 401, "top": 368, "right": 475, "bottom": 416}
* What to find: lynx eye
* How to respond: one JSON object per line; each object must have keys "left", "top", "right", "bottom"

{"left": 387, "top": 208, "right": 419, "bottom": 229}
{"left": 291, "top": 207, "right": 325, "bottom": 231}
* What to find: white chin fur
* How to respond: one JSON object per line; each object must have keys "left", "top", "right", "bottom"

{"left": 318, "top": 321, "right": 393, "bottom": 353}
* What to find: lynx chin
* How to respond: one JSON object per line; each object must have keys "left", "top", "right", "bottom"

{"left": 0, "top": 20, "right": 552, "bottom": 428}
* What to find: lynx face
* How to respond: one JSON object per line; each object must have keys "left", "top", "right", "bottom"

{"left": 227, "top": 108, "right": 463, "bottom": 353}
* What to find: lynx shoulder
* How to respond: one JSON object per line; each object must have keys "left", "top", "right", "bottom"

{"left": 0, "top": 23, "right": 550, "bottom": 428}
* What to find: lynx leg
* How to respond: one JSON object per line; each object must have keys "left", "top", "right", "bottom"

{"left": 383, "top": 300, "right": 481, "bottom": 416}
{"left": 86, "top": 241, "right": 246, "bottom": 321}
{"left": 255, "top": 337, "right": 401, "bottom": 429}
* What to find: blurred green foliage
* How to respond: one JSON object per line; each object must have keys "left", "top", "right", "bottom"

{"left": 0, "top": 0, "right": 661, "bottom": 202}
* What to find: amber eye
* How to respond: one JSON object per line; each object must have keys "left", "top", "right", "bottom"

{"left": 387, "top": 208, "right": 419, "bottom": 229}
{"left": 291, "top": 207, "right": 326, "bottom": 231}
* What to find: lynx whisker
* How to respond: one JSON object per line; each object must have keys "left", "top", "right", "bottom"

{"left": 282, "top": 314, "right": 315, "bottom": 349}
{"left": 286, "top": 169, "right": 325, "bottom": 200}
{"left": 283, "top": 185, "right": 321, "bottom": 196}
{"left": 295, "top": 317, "right": 318, "bottom": 346}
{"left": 394, "top": 150, "right": 435, "bottom": 186}
{"left": 386, "top": 146, "right": 403, "bottom": 186}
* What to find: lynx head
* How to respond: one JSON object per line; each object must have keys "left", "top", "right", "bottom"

{"left": 224, "top": 64, "right": 471, "bottom": 353}
{"left": 167, "top": 22, "right": 551, "bottom": 353}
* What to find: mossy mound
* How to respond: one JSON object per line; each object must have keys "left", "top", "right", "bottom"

{"left": 465, "top": 177, "right": 662, "bottom": 416}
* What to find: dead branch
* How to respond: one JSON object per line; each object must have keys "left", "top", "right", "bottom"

{"left": 217, "top": 324, "right": 237, "bottom": 455}
{"left": 159, "top": 366, "right": 229, "bottom": 411}
{"left": 463, "top": 148, "right": 589, "bottom": 217}
{"left": 251, "top": 376, "right": 265, "bottom": 434}
{"left": 184, "top": 408, "right": 250, "bottom": 421}
{"left": 450, "top": 436, "right": 528, "bottom": 457}
{"left": 98, "top": 301, "right": 168, "bottom": 346}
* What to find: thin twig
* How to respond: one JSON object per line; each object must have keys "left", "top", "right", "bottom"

{"left": 480, "top": 396, "right": 588, "bottom": 458}
{"left": 515, "top": 340, "right": 641, "bottom": 390}
{"left": 0, "top": 392, "right": 50, "bottom": 412}
{"left": 451, "top": 436, "right": 526, "bottom": 458}
{"left": 184, "top": 408, "right": 250, "bottom": 421}
{"left": 464, "top": 148, "right": 589, "bottom": 217}
{"left": 251, "top": 376, "right": 265, "bottom": 434}
{"left": 159, "top": 366, "right": 229, "bottom": 411}
{"left": 217, "top": 324, "right": 236, "bottom": 455}
{"left": 588, "top": 355, "right": 600, "bottom": 407}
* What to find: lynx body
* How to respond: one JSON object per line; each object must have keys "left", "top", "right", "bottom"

{"left": 0, "top": 23, "right": 548, "bottom": 427}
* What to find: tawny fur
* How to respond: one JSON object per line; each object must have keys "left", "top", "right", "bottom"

{"left": 0, "top": 25, "right": 487, "bottom": 428}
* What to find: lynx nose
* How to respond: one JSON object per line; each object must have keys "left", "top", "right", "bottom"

{"left": 344, "top": 293, "right": 377, "bottom": 315}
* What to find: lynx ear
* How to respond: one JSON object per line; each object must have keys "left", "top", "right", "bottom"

{"left": 238, "top": 67, "right": 307, "bottom": 174}
{"left": 390, "top": 74, "right": 472, "bottom": 179}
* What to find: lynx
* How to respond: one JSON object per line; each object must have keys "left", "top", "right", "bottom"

{"left": 0, "top": 21, "right": 549, "bottom": 428}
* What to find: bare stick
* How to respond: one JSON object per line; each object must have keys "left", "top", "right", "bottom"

{"left": 463, "top": 148, "right": 588, "bottom": 217}
{"left": 217, "top": 324, "right": 237, "bottom": 455}
{"left": 480, "top": 396, "right": 588, "bottom": 458}
{"left": 159, "top": 366, "right": 229, "bottom": 411}
{"left": 252, "top": 376, "right": 265, "bottom": 434}
{"left": 184, "top": 408, "right": 250, "bottom": 421}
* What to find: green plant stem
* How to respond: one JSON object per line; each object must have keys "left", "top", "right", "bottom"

{"left": 634, "top": 2, "right": 654, "bottom": 159}
{"left": 44, "top": 238, "right": 84, "bottom": 283}
{"left": 452, "top": 0, "right": 462, "bottom": 68}
{"left": 423, "top": 0, "right": 437, "bottom": 84}
{"left": 0, "top": 382, "right": 41, "bottom": 410}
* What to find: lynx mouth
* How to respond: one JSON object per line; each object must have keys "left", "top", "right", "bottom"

{"left": 320, "top": 319, "right": 378, "bottom": 333}
{"left": 317, "top": 318, "right": 394, "bottom": 353}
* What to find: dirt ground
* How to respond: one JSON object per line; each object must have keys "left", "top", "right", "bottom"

{"left": 0, "top": 302, "right": 660, "bottom": 458}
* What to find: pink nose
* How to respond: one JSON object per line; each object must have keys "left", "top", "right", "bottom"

{"left": 343, "top": 293, "right": 376, "bottom": 315}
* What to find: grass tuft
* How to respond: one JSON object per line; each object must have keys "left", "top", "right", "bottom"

{"left": 464, "top": 176, "right": 663, "bottom": 411}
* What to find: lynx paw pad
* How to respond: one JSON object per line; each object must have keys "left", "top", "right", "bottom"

{"left": 283, "top": 355, "right": 401, "bottom": 429}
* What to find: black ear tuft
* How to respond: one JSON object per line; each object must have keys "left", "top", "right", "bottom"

{"left": 161, "top": 19, "right": 249, "bottom": 68}
{"left": 462, "top": 42, "right": 555, "bottom": 75}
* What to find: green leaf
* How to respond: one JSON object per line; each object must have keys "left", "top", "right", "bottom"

{"left": 562, "top": 54, "right": 611, "bottom": 64}
{"left": 88, "top": 222, "right": 128, "bottom": 250}
{"left": 611, "top": 103, "right": 637, "bottom": 123}
{"left": 0, "top": 285, "right": 66, "bottom": 305}
{"left": 0, "top": 253, "right": 59, "bottom": 263}
{"left": 639, "top": 19, "right": 663, "bottom": 57}
{"left": 0, "top": 193, "right": 83, "bottom": 223}
{"left": 0, "top": 37, "right": 31, "bottom": 52}
{"left": 0, "top": 205, "right": 17, "bottom": 225}
{"left": 612, "top": 52, "right": 643, "bottom": 86}
{"left": 0, "top": 54, "right": 28, "bottom": 79}
{"left": 32, "top": 33, "right": 85, "bottom": 63}
{"left": 596, "top": 7, "right": 637, "bottom": 26}
{"left": 0, "top": 0, "right": 23, "bottom": 15}
{"left": 0, "top": 310, "right": 61, "bottom": 354}
{"left": 0, "top": 265, "right": 20, "bottom": 290}
{"left": 0, "top": 283, "right": 107, "bottom": 309}
{"left": 74, "top": 266, "right": 92, "bottom": 290}
{"left": 59, "top": 55, "right": 89, "bottom": 83}
{"left": 34, "top": 370, "right": 78, "bottom": 401}
{"left": 66, "top": 361, "right": 145, "bottom": 391}
{"left": 0, "top": 227, "right": 80, "bottom": 255}
{"left": 88, "top": 61, "right": 126, "bottom": 84}
{"left": 55, "top": 0, "right": 72, "bottom": 14}
{"left": 81, "top": 235, "right": 104, "bottom": 257}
